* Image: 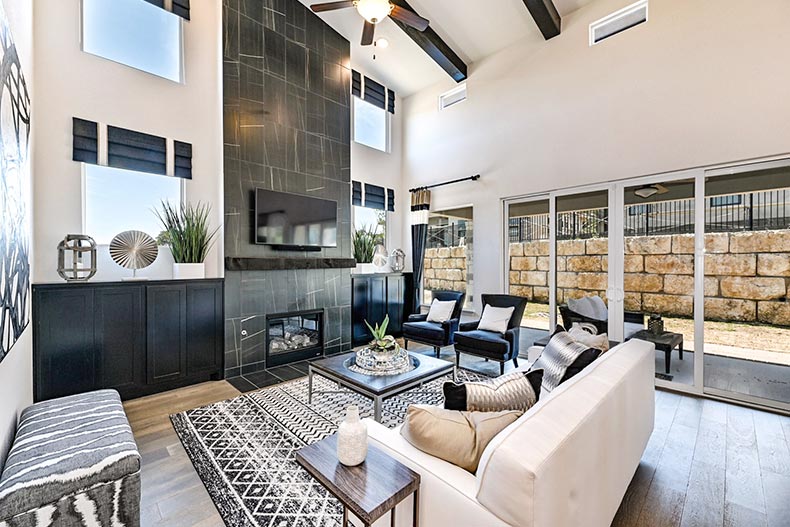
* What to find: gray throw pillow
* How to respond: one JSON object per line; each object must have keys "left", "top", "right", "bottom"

{"left": 532, "top": 330, "right": 593, "bottom": 393}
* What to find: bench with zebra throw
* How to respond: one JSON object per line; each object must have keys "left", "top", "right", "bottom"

{"left": 0, "top": 390, "right": 141, "bottom": 526}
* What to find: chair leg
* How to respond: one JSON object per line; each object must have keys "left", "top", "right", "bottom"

{"left": 499, "top": 362, "right": 505, "bottom": 376}
{"left": 513, "top": 357, "right": 519, "bottom": 369}
{"left": 403, "top": 339, "right": 408, "bottom": 350}
{"left": 434, "top": 347, "right": 440, "bottom": 358}
{"left": 484, "top": 358, "right": 489, "bottom": 362}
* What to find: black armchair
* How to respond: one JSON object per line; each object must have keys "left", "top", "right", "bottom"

{"left": 454, "top": 294, "right": 528, "bottom": 376}
{"left": 402, "top": 291, "right": 466, "bottom": 358}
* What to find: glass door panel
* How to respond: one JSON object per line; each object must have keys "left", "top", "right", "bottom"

{"left": 555, "top": 191, "right": 610, "bottom": 334}
{"left": 623, "top": 178, "right": 696, "bottom": 386}
{"left": 507, "top": 199, "right": 551, "bottom": 334}
{"left": 703, "top": 164, "right": 790, "bottom": 408}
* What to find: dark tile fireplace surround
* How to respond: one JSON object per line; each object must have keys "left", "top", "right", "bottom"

{"left": 223, "top": 0, "right": 354, "bottom": 381}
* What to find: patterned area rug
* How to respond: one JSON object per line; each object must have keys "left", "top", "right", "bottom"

{"left": 171, "top": 369, "right": 488, "bottom": 527}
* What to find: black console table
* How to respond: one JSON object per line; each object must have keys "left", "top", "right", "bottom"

{"left": 32, "top": 279, "right": 224, "bottom": 402}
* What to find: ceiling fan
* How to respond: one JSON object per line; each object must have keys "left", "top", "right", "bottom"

{"left": 311, "top": 0, "right": 430, "bottom": 46}
{"left": 634, "top": 184, "right": 669, "bottom": 199}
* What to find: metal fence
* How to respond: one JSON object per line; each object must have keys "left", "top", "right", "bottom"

{"left": 509, "top": 189, "right": 790, "bottom": 242}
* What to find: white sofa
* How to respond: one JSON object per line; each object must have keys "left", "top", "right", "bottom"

{"left": 365, "top": 338, "right": 656, "bottom": 527}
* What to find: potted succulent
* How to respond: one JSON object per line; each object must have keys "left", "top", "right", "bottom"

{"left": 365, "top": 315, "right": 397, "bottom": 353}
{"left": 355, "top": 314, "right": 411, "bottom": 374}
{"left": 155, "top": 201, "right": 219, "bottom": 279}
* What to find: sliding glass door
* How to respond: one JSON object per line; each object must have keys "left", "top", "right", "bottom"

{"left": 702, "top": 162, "right": 790, "bottom": 408}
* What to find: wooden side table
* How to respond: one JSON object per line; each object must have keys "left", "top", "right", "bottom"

{"left": 296, "top": 434, "right": 420, "bottom": 526}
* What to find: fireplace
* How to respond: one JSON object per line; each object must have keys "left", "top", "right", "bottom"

{"left": 265, "top": 309, "right": 324, "bottom": 367}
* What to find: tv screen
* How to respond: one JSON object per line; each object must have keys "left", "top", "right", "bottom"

{"left": 254, "top": 189, "right": 338, "bottom": 249}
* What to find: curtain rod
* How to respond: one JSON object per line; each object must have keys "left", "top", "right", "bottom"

{"left": 409, "top": 174, "right": 480, "bottom": 193}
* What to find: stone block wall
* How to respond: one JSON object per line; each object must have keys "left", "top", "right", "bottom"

{"left": 508, "top": 230, "right": 790, "bottom": 326}
{"left": 424, "top": 246, "right": 468, "bottom": 294}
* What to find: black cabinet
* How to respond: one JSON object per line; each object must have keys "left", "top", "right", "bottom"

{"left": 33, "top": 279, "right": 224, "bottom": 402}
{"left": 351, "top": 273, "right": 413, "bottom": 347}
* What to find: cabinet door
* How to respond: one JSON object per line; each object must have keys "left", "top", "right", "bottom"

{"left": 386, "top": 275, "right": 405, "bottom": 335}
{"left": 34, "top": 288, "right": 95, "bottom": 401}
{"left": 146, "top": 284, "right": 187, "bottom": 384}
{"left": 186, "top": 282, "right": 223, "bottom": 375}
{"left": 95, "top": 286, "right": 144, "bottom": 395}
{"left": 352, "top": 278, "right": 370, "bottom": 345}
{"left": 368, "top": 276, "right": 388, "bottom": 327}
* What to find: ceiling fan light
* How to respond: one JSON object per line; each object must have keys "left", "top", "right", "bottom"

{"left": 355, "top": 0, "right": 392, "bottom": 24}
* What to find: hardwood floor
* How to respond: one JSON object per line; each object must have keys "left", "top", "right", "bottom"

{"left": 126, "top": 381, "right": 790, "bottom": 527}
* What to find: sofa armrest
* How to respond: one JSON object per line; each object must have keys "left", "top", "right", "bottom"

{"left": 459, "top": 320, "right": 479, "bottom": 332}
{"left": 407, "top": 313, "right": 429, "bottom": 323}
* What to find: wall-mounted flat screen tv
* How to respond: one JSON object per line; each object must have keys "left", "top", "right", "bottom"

{"left": 254, "top": 189, "right": 338, "bottom": 250}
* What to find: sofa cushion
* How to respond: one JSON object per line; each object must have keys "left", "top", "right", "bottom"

{"left": 567, "top": 295, "right": 608, "bottom": 321}
{"left": 443, "top": 370, "right": 543, "bottom": 412}
{"left": 0, "top": 390, "right": 140, "bottom": 519}
{"left": 400, "top": 405, "right": 521, "bottom": 473}
{"left": 403, "top": 321, "right": 445, "bottom": 342}
{"left": 561, "top": 348, "right": 602, "bottom": 384}
{"left": 568, "top": 324, "right": 610, "bottom": 352}
{"left": 454, "top": 330, "right": 510, "bottom": 356}
{"left": 531, "top": 330, "right": 597, "bottom": 393}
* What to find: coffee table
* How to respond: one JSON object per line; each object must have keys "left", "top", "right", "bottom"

{"left": 296, "top": 434, "right": 420, "bottom": 526}
{"left": 629, "top": 329, "right": 684, "bottom": 374}
{"left": 308, "top": 352, "right": 454, "bottom": 422}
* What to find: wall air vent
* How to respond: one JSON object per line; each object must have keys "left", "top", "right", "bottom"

{"left": 589, "top": 0, "right": 648, "bottom": 46}
{"left": 439, "top": 84, "right": 467, "bottom": 111}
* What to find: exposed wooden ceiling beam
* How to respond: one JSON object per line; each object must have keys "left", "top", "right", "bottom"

{"left": 522, "top": 0, "right": 562, "bottom": 40}
{"left": 389, "top": 0, "right": 468, "bottom": 83}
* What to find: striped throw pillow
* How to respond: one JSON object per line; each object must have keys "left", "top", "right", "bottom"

{"left": 443, "top": 369, "right": 543, "bottom": 412}
{"left": 532, "top": 329, "right": 599, "bottom": 393}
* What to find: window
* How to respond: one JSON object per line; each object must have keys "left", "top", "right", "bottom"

{"left": 439, "top": 84, "right": 467, "bottom": 110}
{"left": 82, "top": 0, "right": 183, "bottom": 83}
{"left": 84, "top": 164, "right": 182, "bottom": 244}
{"left": 353, "top": 97, "right": 388, "bottom": 152}
{"left": 353, "top": 206, "right": 386, "bottom": 246}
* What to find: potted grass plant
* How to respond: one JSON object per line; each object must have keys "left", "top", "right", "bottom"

{"left": 353, "top": 224, "right": 381, "bottom": 274}
{"left": 155, "top": 201, "right": 219, "bottom": 279}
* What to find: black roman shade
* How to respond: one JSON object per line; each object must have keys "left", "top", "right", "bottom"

{"left": 364, "top": 184, "right": 386, "bottom": 211}
{"left": 351, "top": 70, "right": 362, "bottom": 98}
{"left": 174, "top": 140, "right": 192, "bottom": 179}
{"left": 172, "top": 0, "right": 190, "bottom": 20}
{"left": 387, "top": 188, "right": 395, "bottom": 212}
{"left": 143, "top": 0, "right": 189, "bottom": 20}
{"left": 72, "top": 118, "right": 98, "bottom": 164}
{"left": 387, "top": 89, "right": 395, "bottom": 115}
{"left": 363, "top": 78, "right": 386, "bottom": 110}
{"left": 107, "top": 126, "right": 167, "bottom": 176}
{"left": 352, "top": 181, "right": 363, "bottom": 206}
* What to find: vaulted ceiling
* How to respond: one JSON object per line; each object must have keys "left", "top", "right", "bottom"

{"left": 300, "top": 0, "right": 597, "bottom": 96}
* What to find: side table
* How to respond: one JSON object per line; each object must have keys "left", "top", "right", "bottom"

{"left": 296, "top": 434, "right": 420, "bottom": 526}
{"left": 629, "top": 329, "right": 684, "bottom": 374}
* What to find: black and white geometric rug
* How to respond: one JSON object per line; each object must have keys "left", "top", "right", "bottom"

{"left": 171, "top": 369, "right": 488, "bottom": 527}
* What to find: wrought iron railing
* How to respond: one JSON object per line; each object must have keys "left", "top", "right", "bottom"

{"left": 509, "top": 189, "right": 790, "bottom": 242}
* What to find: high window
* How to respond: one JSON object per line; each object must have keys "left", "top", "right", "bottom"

{"left": 353, "top": 96, "right": 388, "bottom": 153}
{"left": 82, "top": 0, "right": 184, "bottom": 83}
{"left": 84, "top": 164, "right": 182, "bottom": 244}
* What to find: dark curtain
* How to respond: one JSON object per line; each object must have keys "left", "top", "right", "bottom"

{"left": 411, "top": 223, "right": 428, "bottom": 312}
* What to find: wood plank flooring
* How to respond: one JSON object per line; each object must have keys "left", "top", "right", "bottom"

{"left": 126, "top": 381, "right": 790, "bottom": 527}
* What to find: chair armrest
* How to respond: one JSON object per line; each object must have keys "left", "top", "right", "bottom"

{"left": 442, "top": 318, "right": 460, "bottom": 342}
{"left": 505, "top": 327, "right": 520, "bottom": 357}
{"left": 407, "top": 313, "right": 429, "bottom": 323}
{"left": 459, "top": 320, "right": 479, "bottom": 332}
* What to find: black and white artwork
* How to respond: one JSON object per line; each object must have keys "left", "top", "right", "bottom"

{"left": 0, "top": 3, "right": 31, "bottom": 364}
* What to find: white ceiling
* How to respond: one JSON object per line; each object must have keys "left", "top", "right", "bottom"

{"left": 301, "top": 0, "right": 597, "bottom": 97}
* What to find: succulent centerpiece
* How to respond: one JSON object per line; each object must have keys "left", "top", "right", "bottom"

{"left": 354, "top": 315, "right": 412, "bottom": 374}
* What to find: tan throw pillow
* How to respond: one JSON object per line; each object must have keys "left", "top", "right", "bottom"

{"left": 400, "top": 405, "right": 521, "bottom": 473}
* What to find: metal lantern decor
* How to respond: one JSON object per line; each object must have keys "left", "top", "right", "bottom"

{"left": 390, "top": 248, "right": 406, "bottom": 272}
{"left": 109, "top": 230, "right": 159, "bottom": 280}
{"left": 648, "top": 314, "right": 664, "bottom": 335}
{"left": 57, "top": 234, "right": 98, "bottom": 282}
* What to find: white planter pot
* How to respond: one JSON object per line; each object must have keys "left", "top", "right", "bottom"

{"left": 173, "top": 263, "right": 205, "bottom": 280}
{"left": 353, "top": 263, "right": 377, "bottom": 274}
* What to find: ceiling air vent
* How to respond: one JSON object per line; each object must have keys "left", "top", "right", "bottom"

{"left": 439, "top": 84, "right": 467, "bottom": 111}
{"left": 589, "top": 0, "right": 648, "bottom": 46}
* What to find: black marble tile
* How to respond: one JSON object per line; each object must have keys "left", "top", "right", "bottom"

{"left": 289, "top": 361, "right": 310, "bottom": 375}
{"left": 223, "top": 7, "right": 239, "bottom": 61}
{"left": 239, "top": 15, "right": 264, "bottom": 71}
{"left": 263, "top": 27, "right": 286, "bottom": 79}
{"left": 245, "top": 369, "right": 283, "bottom": 388}
{"left": 268, "top": 365, "right": 305, "bottom": 382}
{"left": 285, "top": 40, "right": 307, "bottom": 89}
{"left": 228, "top": 375, "right": 258, "bottom": 393}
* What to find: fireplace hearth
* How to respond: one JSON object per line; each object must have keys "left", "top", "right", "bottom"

{"left": 265, "top": 309, "right": 324, "bottom": 367}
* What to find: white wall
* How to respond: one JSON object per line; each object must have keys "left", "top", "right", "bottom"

{"left": 32, "top": 0, "right": 223, "bottom": 283}
{"left": 0, "top": 0, "right": 33, "bottom": 467}
{"left": 401, "top": 0, "right": 790, "bottom": 312}
{"left": 351, "top": 69, "right": 405, "bottom": 254}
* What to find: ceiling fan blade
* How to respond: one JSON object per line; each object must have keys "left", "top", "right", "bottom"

{"left": 310, "top": 1, "right": 356, "bottom": 13}
{"left": 389, "top": 5, "right": 429, "bottom": 31}
{"left": 361, "top": 20, "right": 375, "bottom": 46}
